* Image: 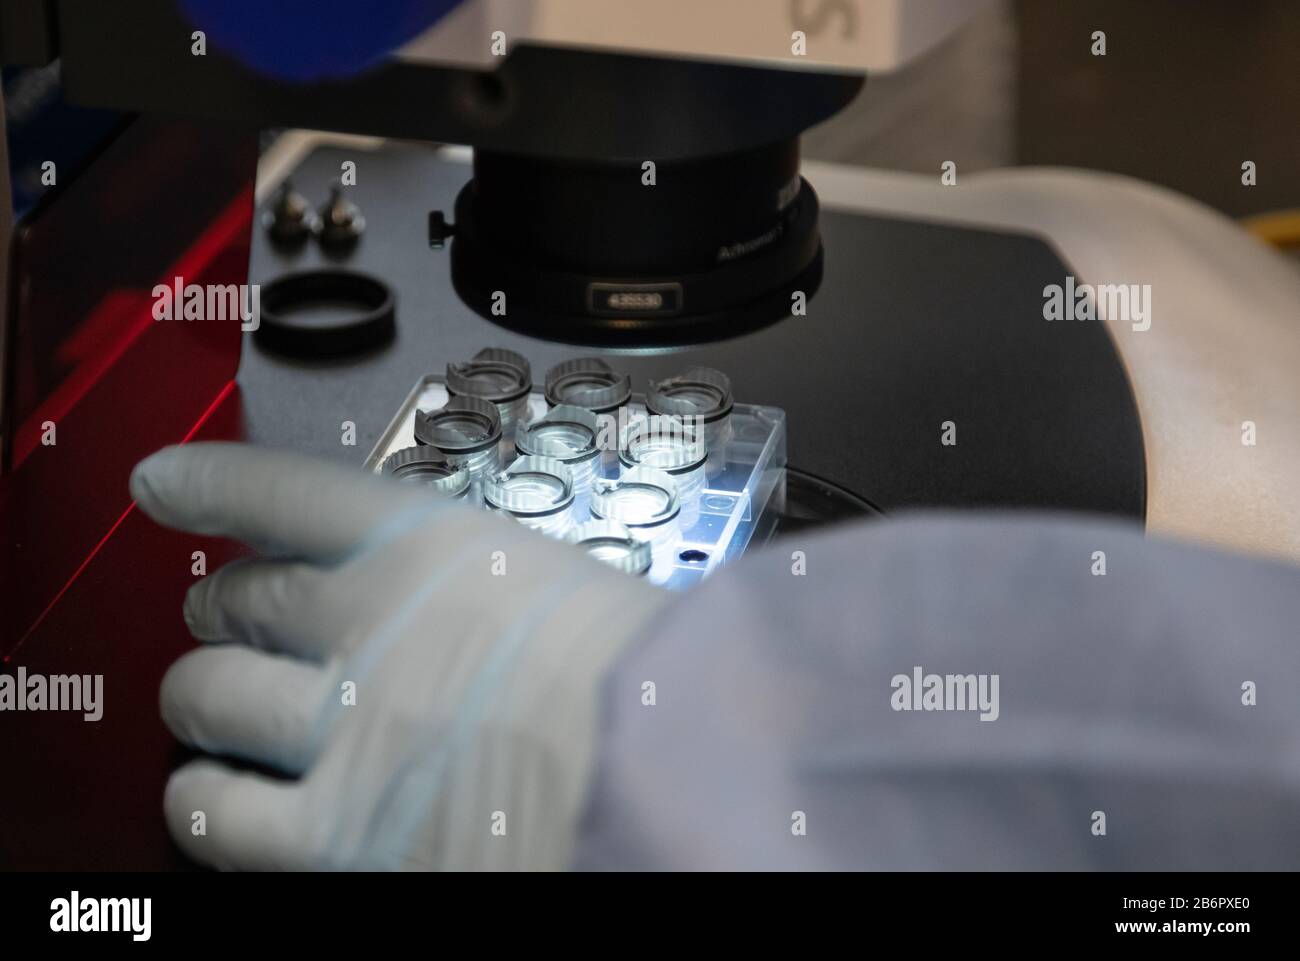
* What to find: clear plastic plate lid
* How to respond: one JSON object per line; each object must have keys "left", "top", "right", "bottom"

{"left": 590, "top": 466, "right": 680, "bottom": 528}
{"left": 515, "top": 404, "right": 601, "bottom": 463}
{"left": 645, "top": 367, "right": 734, "bottom": 423}
{"left": 446, "top": 347, "right": 532, "bottom": 404}
{"left": 544, "top": 357, "right": 632, "bottom": 412}
{"left": 619, "top": 414, "right": 707, "bottom": 474}
{"left": 484, "top": 455, "right": 575, "bottom": 516}
{"left": 381, "top": 446, "right": 471, "bottom": 497}
{"left": 413, "top": 395, "right": 502, "bottom": 454}
{"left": 566, "top": 519, "right": 652, "bottom": 575}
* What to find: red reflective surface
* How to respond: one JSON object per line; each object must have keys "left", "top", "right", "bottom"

{"left": 1, "top": 117, "right": 257, "bottom": 868}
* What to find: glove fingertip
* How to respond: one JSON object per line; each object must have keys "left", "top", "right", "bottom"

{"left": 162, "top": 759, "right": 227, "bottom": 867}
{"left": 130, "top": 445, "right": 189, "bottom": 516}
{"left": 159, "top": 653, "right": 202, "bottom": 744}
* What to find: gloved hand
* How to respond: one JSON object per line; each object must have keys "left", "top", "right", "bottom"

{"left": 130, "top": 442, "right": 670, "bottom": 870}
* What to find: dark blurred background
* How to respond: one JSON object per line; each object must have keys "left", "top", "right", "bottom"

{"left": 805, "top": 0, "right": 1299, "bottom": 222}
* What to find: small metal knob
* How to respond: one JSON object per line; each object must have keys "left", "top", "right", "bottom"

{"left": 262, "top": 180, "right": 319, "bottom": 246}
{"left": 317, "top": 184, "right": 366, "bottom": 248}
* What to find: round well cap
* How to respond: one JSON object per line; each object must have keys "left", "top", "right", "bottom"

{"left": 645, "top": 367, "right": 733, "bottom": 423}
{"left": 590, "top": 466, "right": 680, "bottom": 529}
{"left": 516, "top": 404, "right": 601, "bottom": 463}
{"left": 566, "top": 520, "right": 652, "bottom": 575}
{"left": 619, "top": 414, "right": 706, "bottom": 474}
{"left": 484, "top": 455, "right": 575, "bottom": 516}
{"left": 446, "top": 347, "right": 532, "bottom": 405}
{"left": 544, "top": 357, "right": 631, "bottom": 412}
{"left": 413, "top": 396, "right": 502, "bottom": 454}
{"left": 380, "top": 446, "right": 470, "bottom": 497}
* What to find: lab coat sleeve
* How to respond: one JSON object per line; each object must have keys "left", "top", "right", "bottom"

{"left": 571, "top": 511, "right": 1300, "bottom": 870}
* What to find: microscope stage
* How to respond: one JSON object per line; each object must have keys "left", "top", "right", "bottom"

{"left": 241, "top": 143, "right": 1145, "bottom": 524}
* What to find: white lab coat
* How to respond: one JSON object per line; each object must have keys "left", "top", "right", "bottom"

{"left": 574, "top": 513, "right": 1300, "bottom": 869}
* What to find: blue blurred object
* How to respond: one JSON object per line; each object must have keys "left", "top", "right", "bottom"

{"left": 179, "top": 0, "right": 470, "bottom": 82}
